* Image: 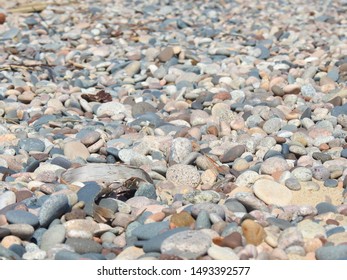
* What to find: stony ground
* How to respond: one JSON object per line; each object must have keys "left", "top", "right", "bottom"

{"left": 0, "top": 0, "right": 347, "bottom": 260}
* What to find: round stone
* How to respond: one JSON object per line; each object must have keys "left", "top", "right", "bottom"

{"left": 169, "top": 138, "right": 192, "bottom": 164}
{"left": 170, "top": 212, "right": 195, "bottom": 228}
{"left": 207, "top": 245, "right": 239, "bottom": 260}
{"left": 253, "top": 179, "right": 292, "bottom": 206}
{"left": 65, "top": 238, "right": 102, "bottom": 254}
{"left": 291, "top": 167, "right": 312, "bottom": 182}
{"left": 166, "top": 164, "right": 200, "bottom": 188}
{"left": 260, "top": 157, "right": 289, "bottom": 175}
{"left": 131, "top": 221, "right": 170, "bottom": 240}
{"left": 219, "top": 145, "right": 246, "bottom": 163}
{"left": 285, "top": 178, "right": 301, "bottom": 191}
{"left": 316, "top": 202, "right": 337, "bottom": 214}
{"left": 96, "top": 101, "right": 126, "bottom": 117}
{"left": 312, "top": 165, "right": 331, "bottom": 181}
{"left": 0, "top": 191, "right": 16, "bottom": 210}
{"left": 316, "top": 245, "right": 347, "bottom": 260}
{"left": 263, "top": 118, "right": 282, "bottom": 134}
{"left": 324, "top": 179, "right": 338, "bottom": 188}
{"left": 160, "top": 230, "right": 211, "bottom": 259}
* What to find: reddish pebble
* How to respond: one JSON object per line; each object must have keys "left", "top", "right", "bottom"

{"left": 319, "top": 143, "right": 330, "bottom": 151}
{"left": 0, "top": 13, "right": 6, "bottom": 24}
{"left": 326, "top": 219, "right": 339, "bottom": 226}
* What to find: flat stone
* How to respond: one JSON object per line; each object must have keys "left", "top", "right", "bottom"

{"left": 65, "top": 238, "right": 102, "bottom": 254}
{"left": 160, "top": 230, "right": 211, "bottom": 259}
{"left": 316, "top": 202, "right": 337, "bottom": 214}
{"left": 207, "top": 245, "right": 239, "bottom": 260}
{"left": 316, "top": 244, "right": 347, "bottom": 260}
{"left": 19, "top": 138, "right": 45, "bottom": 152}
{"left": 64, "top": 141, "right": 90, "bottom": 160}
{"left": 219, "top": 145, "right": 246, "bottom": 163}
{"left": 5, "top": 210, "right": 39, "bottom": 227}
{"left": 131, "top": 221, "right": 170, "bottom": 240}
{"left": 253, "top": 179, "right": 292, "bottom": 206}
{"left": 170, "top": 212, "right": 195, "bottom": 228}
{"left": 1, "top": 224, "right": 34, "bottom": 240}
{"left": 260, "top": 157, "right": 289, "bottom": 175}
{"left": 142, "top": 227, "right": 189, "bottom": 253}
{"left": 291, "top": 167, "right": 312, "bottom": 182}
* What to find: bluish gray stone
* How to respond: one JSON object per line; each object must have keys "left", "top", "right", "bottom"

{"left": 54, "top": 250, "right": 82, "bottom": 260}
{"left": 324, "top": 179, "right": 338, "bottom": 188}
{"left": 5, "top": 210, "right": 39, "bottom": 227}
{"left": 19, "top": 138, "right": 45, "bottom": 152}
{"left": 0, "top": 244, "right": 22, "bottom": 260}
{"left": 40, "top": 224, "right": 66, "bottom": 251}
{"left": 77, "top": 182, "right": 101, "bottom": 216}
{"left": 316, "top": 244, "right": 347, "bottom": 260}
{"left": 38, "top": 194, "right": 70, "bottom": 227}
{"left": 51, "top": 157, "right": 72, "bottom": 169}
{"left": 191, "top": 202, "right": 225, "bottom": 219}
{"left": 65, "top": 238, "right": 102, "bottom": 254}
{"left": 135, "top": 183, "right": 157, "bottom": 200}
{"left": 131, "top": 221, "right": 170, "bottom": 240}
{"left": 316, "top": 202, "right": 337, "bottom": 214}
{"left": 195, "top": 210, "right": 211, "bottom": 229}
{"left": 326, "top": 226, "right": 345, "bottom": 237}
{"left": 142, "top": 227, "right": 189, "bottom": 253}
{"left": 267, "top": 217, "right": 293, "bottom": 230}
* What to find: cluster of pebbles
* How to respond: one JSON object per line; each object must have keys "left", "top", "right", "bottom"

{"left": 1, "top": 0, "right": 347, "bottom": 260}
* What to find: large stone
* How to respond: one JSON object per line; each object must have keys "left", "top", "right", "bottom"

{"left": 253, "top": 179, "right": 292, "bottom": 206}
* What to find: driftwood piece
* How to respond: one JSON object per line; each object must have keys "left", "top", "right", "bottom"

{"left": 60, "top": 163, "right": 153, "bottom": 185}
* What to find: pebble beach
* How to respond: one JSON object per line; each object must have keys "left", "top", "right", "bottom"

{"left": 0, "top": 0, "right": 347, "bottom": 260}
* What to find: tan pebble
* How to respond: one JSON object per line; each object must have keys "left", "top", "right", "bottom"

{"left": 201, "top": 169, "right": 217, "bottom": 185}
{"left": 1, "top": 235, "right": 22, "bottom": 248}
{"left": 145, "top": 212, "right": 166, "bottom": 224}
{"left": 269, "top": 77, "right": 286, "bottom": 90}
{"left": 283, "top": 84, "right": 301, "bottom": 95}
{"left": 241, "top": 219, "right": 266, "bottom": 245}
{"left": 270, "top": 248, "right": 288, "bottom": 260}
{"left": 304, "top": 252, "right": 316, "bottom": 260}
{"left": 304, "top": 238, "right": 323, "bottom": 253}
{"left": 0, "top": 214, "right": 8, "bottom": 226}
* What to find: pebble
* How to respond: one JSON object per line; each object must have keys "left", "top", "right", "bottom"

{"left": 5, "top": 210, "right": 39, "bottom": 228}
{"left": 0, "top": 0, "right": 346, "bottom": 262}
{"left": 160, "top": 230, "right": 211, "bottom": 259}
{"left": 253, "top": 179, "right": 292, "bottom": 206}
{"left": 316, "top": 245, "right": 347, "bottom": 260}
{"left": 38, "top": 194, "right": 70, "bottom": 228}
{"left": 40, "top": 224, "right": 66, "bottom": 251}
{"left": 166, "top": 164, "right": 200, "bottom": 188}
{"left": 241, "top": 219, "right": 266, "bottom": 246}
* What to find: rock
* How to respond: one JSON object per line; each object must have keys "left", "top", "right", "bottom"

{"left": 207, "top": 245, "right": 239, "bottom": 260}
{"left": 212, "top": 232, "right": 243, "bottom": 249}
{"left": 1, "top": 224, "right": 34, "bottom": 240}
{"left": 5, "top": 210, "right": 39, "bottom": 228}
{"left": 316, "top": 245, "right": 347, "bottom": 260}
{"left": 253, "top": 179, "right": 292, "bottom": 206}
{"left": 285, "top": 177, "right": 301, "bottom": 191}
{"left": 191, "top": 203, "right": 225, "bottom": 219}
{"left": 170, "top": 212, "right": 195, "bottom": 228}
{"left": 219, "top": 145, "right": 246, "bottom": 163}
{"left": 115, "top": 246, "right": 144, "bottom": 260}
{"left": 19, "top": 138, "right": 45, "bottom": 152}
{"left": 40, "top": 224, "right": 66, "bottom": 251}
{"left": 166, "top": 164, "right": 200, "bottom": 188}
{"left": 65, "top": 238, "right": 102, "bottom": 254}
{"left": 291, "top": 167, "right": 313, "bottom": 182}
{"left": 195, "top": 210, "right": 211, "bottom": 229}
{"left": 241, "top": 219, "right": 266, "bottom": 245}
{"left": 169, "top": 138, "right": 192, "bottom": 164}
{"left": 64, "top": 141, "right": 90, "bottom": 160}
{"left": 277, "top": 227, "right": 304, "bottom": 250}
{"left": 142, "top": 227, "right": 189, "bottom": 253}
{"left": 38, "top": 194, "right": 70, "bottom": 228}
{"left": 0, "top": 191, "right": 16, "bottom": 210}
{"left": 160, "top": 230, "right": 211, "bottom": 259}
{"left": 260, "top": 157, "right": 289, "bottom": 174}
{"left": 76, "top": 182, "right": 102, "bottom": 216}
{"left": 96, "top": 102, "right": 126, "bottom": 117}
{"left": 158, "top": 47, "right": 174, "bottom": 62}
{"left": 234, "top": 192, "right": 269, "bottom": 212}
{"left": 297, "top": 219, "right": 326, "bottom": 239}
{"left": 316, "top": 202, "right": 337, "bottom": 214}
{"left": 131, "top": 221, "right": 170, "bottom": 240}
